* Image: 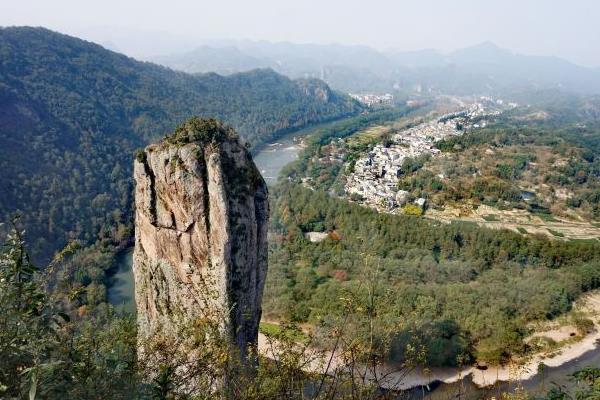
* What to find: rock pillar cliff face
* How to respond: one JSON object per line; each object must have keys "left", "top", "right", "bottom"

{"left": 133, "top": 118, "right": 268, "bottom": 365}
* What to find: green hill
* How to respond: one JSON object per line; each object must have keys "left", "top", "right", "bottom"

{"left": 0, "top": 27, "right": 361, "bottom": 262}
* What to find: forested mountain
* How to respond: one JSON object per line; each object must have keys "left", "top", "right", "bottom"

{"left": 0, "top": 27, "right": 361, "bottom": 262}
{"left": 154, "top": 40, "right": 600, "bottom": 95}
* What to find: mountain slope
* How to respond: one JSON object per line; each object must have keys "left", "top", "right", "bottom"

{"left": 0, "top": 27, "right": 361, "bottom": 262}
{"left": 153, "top": 41, "right": 400, "bottom": 92}
{"left": 434, "top": 42, "right": 600, "bottom": 94}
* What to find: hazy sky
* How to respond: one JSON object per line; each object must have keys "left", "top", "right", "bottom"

{"left": 2, "top": 0, "right": 599, "bottom": 66}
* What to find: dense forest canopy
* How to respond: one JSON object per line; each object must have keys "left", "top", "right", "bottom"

{"left": 264, "top": 183, "right": 600, "bottom": 366}
{"left": 0, "top": 27, "right": 361, "bottom": 263}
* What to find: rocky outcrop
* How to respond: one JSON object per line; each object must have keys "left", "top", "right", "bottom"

{"left": 295, "top": 78, "right": 332, "bottom": 102}
{"left": 133, "top": 118, "right": 268, "bottom": 369}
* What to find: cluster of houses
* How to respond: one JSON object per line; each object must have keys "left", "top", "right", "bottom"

{"left": 345, "top": 103, "right": 496, "bottom": 212}
{"left": 349, "top": 93, "right": 394, "bottom": 107}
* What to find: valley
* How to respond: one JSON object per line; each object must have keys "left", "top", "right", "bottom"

{"left": 2, "top": 14, "right": 600, "bottom": 399}
{"left": 31, "top": 82, "right": 600, "bottom": 396}
{"left": 107, "top": 100, "right": 600, "bottom": 395}
{"left": 106, "top": 113, "right": 600, "bottom": 396}
{"left": 259, "top": 99, "right": 600, "bottom": 395}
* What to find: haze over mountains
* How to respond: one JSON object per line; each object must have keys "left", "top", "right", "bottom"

{"left": 2, "top": 25, "right": 598, "bottom": 264}
{"left": 153, "top": 40, "right": 600, "bottom": 95}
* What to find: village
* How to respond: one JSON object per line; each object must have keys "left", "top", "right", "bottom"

{"left": 344, "top": 102, "right": 501, "bottom": 212}
{"left": 348, "top": 92, "right": 395, "bottom": 107}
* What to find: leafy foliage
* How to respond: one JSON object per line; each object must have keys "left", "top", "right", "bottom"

{"left": 263, "top": 184, "right": 600, "bottom": 366}
{"left": 0, "top": 220, "right": 424, "bottom": 399}
{"left": 0, "top": 220, "right": 138, "bottom": 398}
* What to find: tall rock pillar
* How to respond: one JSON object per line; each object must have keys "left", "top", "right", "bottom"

{"left": 132, "top": 118, "right": 268, "bottom": 380}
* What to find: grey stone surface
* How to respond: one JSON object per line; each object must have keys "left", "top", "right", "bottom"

{"left": 133, "top": 120, "right": 268, "bottom": 368}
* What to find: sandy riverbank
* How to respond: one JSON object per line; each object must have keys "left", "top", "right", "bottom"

{"left": 258, "top": 291, "right": 600, "bottom": 391}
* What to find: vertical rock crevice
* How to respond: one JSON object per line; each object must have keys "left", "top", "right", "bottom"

{"left": 133, "top": 118, "right": 269, "bottom": 384}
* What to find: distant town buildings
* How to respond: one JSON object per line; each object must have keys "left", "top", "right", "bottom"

{"left": 345, "top": 102, "right": 504, "bottom": 212}
{"left": 349, "top": 93, "right": 394, "bottom": 107}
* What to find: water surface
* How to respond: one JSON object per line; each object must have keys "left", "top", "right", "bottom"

{"left": 252, "top": 135, "right": 306, "bottom": 185}
{"left": 107, "top": 248, "right": 135, "bottom": 314}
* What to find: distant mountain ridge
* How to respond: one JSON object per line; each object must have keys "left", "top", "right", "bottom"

{"left": 0, "top": 26, "right": 361, "bottom": 262}
{"left": 154, "top": 45, "right": 272, "bottom": 75}
{"left": 153, "top": 40, "right": 600, "bottom": 95}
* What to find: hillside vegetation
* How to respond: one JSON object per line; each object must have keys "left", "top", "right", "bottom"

{"left": 0, "top": 27, "right": 361, "bottom": 262}
{"left": 261, "top": 98, "right": 600, "bottom": 367}
{"left": 264, "top": 183, "right": 600, "bottom": 366}
{"left": 422, "top": 102, "right": 600, "bottom": 228}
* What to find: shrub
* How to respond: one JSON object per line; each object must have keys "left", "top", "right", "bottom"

{"left": 403, "top": 204, "right": 424, "bottom": 216}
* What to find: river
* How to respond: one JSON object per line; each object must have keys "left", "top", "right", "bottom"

{"left": 107, "top": 247, "right": 136, "bottom": 314}
{"left": 251, "top": 132, "right": 307, "bottom": 185}
{"left": 107, "top": 126, "right": 600, "bottom": 397}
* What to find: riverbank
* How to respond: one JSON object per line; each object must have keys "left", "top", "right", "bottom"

{"left": 468, "top": 291, "right": 600, "bottom": 387}
{"left": 252, "top": 134, "right": 307, "bottom": 185}
{"left": 107, "top": 113, "right": 600, "bottom": 395}
{"left": 257, "top": 291, "right": 600, "bottom": 392}
{"left": 368, "top": 291, "right": 600, "bottom": 391}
